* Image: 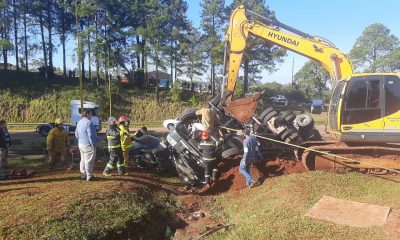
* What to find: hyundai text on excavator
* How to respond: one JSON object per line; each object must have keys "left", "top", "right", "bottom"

{"left": 219, "top": 5, "right": 400, "bottom": 174}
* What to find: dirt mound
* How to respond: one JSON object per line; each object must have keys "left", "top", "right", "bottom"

{"left": 202, "top": 155, "right": 307, "bottom": 194}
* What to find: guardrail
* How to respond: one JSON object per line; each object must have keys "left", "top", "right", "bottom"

{"left": 7, "top": 121, "right": 164, "bottom": 128}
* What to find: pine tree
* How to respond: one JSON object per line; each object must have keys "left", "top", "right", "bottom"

{"left": 200, "top": 0, "right": 227, "bottom": 96}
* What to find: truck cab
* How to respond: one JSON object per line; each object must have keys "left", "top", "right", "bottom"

{"left": 70, "top": 100, "right": 101, "bottom": 132}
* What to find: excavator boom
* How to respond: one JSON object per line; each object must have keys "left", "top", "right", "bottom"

{"left": 223, "top": 5, "right": 352, "bottom": 122}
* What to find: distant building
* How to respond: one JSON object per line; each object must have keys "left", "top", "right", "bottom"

{"left": 0, "top": 63, "right": 14, "bottom": 70}
{"left": 146, "top": 71, "right": 172, "bottom": 88}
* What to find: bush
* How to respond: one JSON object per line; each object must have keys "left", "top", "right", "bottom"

{"left": 170, "top": 84, "right": 182, "bottom": 102}
{"left": 189, "top": 95, "right": 199, "bottom": 107}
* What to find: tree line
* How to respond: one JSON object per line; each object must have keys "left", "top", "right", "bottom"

{"left": 0, "top": 0, "right": 286, "bottom": 96}
{"left": 1, "top": 0, "right": 399, "bottom": 99}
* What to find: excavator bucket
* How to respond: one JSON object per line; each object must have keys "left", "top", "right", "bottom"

{"left": 224, "top": 92, "right": 262, "bottom": 123}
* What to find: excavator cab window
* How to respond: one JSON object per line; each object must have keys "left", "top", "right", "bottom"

{"left": 342, "top": 77, "right": 383, "bottom": 125}
{"left": 384, "top": 75, "right": 400, "bottom": 117}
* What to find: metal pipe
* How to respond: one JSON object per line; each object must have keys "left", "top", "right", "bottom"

{"left": 219, "top": 125, "right": 400, "bottom": 175}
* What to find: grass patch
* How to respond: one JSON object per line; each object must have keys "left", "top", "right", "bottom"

{"left": 209, "top": 172, "right": 400, "bottom": 240}
{"left": 0, "top": 172, "right": 178, "bottom": 239}
{"left": 8, "top": 158, "right": 47, "bottom": 169}
{"left": 311, "top": 112, "right": 328, "bottom": 125}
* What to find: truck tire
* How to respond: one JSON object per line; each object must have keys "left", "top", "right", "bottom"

{"left": 309, "top": 128, "right": 322, "bottom": 141}
{"left": 296, "top": 114, "right": 314, "bottom": 128}
{"left": 156, "top": 151, "right": 178, "bottom": 175}
{"left": 177, "top": 108, "right": 199, "bottom": 120}
{"left": 176, "top": 108, "right": 200, "bottom": 139}
{"left": 280, "top": 128, "right": 296, "bottom": 141}
{"left": 281, "top": 111, "right": 296, "bottom": 123}
{"left": 259, "top": 107, "right": 274, "bottom": 120}
{"left": 39, "top": 125, "right": 51, "bottom": 137}
{"left": 262, "top": 111, "right": 278, "bottom": 124}
{"left": 225, "top": 135, "right": 243, "bottom": 149}
{"left": 222, "top": 148, "right": 241, "bottom": 159}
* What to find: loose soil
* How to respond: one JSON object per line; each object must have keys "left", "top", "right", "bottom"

{"left": 201, "top": 154, "right": 307, "bottom": 194}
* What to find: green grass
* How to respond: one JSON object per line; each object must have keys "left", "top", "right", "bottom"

{"left": 0, "top": 85, "right": 192, "bottom": 124}
{"left": 0, "top": 172, "right": 178, "bottom": 239}
{"left": 208, "top": 172, "right": 400, "bottom": 240}
{"left": 8, "top": 158, "right": 47, "bottom": 169}
{"left": 311, "top": 112, "right": 328, "bottom": 125}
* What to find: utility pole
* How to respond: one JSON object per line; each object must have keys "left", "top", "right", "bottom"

{"left": 75, "top": 0, "right": 83, "bottom": 114}
{"left": 291, "top": 58, "right": 295, "bottom": 86}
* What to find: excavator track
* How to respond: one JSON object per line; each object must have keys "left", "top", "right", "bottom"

{"left": 301, "top": 142, "right": 400, "bottom": 175}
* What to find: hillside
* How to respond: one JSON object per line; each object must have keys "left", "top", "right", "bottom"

{"left": 0, "top": 70, "right": 204, "bottom": 124}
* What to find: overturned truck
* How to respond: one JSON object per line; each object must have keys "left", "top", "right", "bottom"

{"left": 164, "top": 94, "right": 321, "bottom": 185}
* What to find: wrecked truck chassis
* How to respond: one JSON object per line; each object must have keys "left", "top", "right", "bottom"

{"left": 164, "top": 101, "right": 325, "bottom": 185}
{"left": 165, "top": 109, "right": 243, "bottom": 185}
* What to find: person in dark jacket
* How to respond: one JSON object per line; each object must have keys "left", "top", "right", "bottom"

{"left": 0, "top": 120, "right": 11, "bottom": 169}
{"left": 238, "top": 128, "right": 262, "bottom": 189}
{"left": 103, "top": 117, "right": 126, "bottom": 176}
{"left": 199, "top": 130, "right": 217, "bottom": 185}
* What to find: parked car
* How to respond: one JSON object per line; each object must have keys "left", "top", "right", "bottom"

{"left": 310, "top": 99, "right": 324, "bottom": 114}
{"left": 36, "top": 100, "right": 101, "bottom": 137}
{"left": 36, "top": 123, "right": 75, "bottom": 137}
{"left": 270, "top": 95, "right": 289, "bottom": 106}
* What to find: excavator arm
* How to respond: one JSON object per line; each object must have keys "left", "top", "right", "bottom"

{"left": 222, "top": 5, "right": 352, "bottom": 122}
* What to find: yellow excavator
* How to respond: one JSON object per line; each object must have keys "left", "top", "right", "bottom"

{"left": 220, "top": 5, "right": 400, "bottom": 173}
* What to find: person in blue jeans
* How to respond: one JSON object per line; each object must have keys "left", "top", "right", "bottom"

{"left": 238, "top": 128, "right": 262, "bottom": 188}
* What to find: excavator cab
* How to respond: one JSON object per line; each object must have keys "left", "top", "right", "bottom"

{"left": 329, "top": 74, "right": 400, "bottom": 143}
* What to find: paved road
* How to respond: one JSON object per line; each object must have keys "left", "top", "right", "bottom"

{"left": 8, "top": 127, "right": 169, "bottom": 161}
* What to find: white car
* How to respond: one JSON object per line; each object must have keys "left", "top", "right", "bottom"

{"left": 270, "top": 95, "right": 289, "bottom": 106}
{"left": 163, "top": 119, "right": 181, "bottom": 130}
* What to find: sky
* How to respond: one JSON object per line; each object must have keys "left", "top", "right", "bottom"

{"left": 46, "top": 0, "right": 400, "bottom": 84}
{"left": 187, "top": 0, "right": 400, "bottom": 84}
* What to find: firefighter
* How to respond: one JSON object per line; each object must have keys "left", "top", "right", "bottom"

{"left": 46, "top": 118, "right": 69, "bottom": 171}
{"left": 103, "top": 117, "right": 126, "bottom": 176}
{"left": 118, "top": 115, "right": 133, "bottom": 168}
{"left": 199, "top": 130, "right": 218, "bottom": 185}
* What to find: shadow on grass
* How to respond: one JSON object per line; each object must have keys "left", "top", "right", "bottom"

{"left": 0, "top": 187, "right": 34, "bottom": 194}
{"left": 1, "top": 175, "right": 109, "bottom": 186}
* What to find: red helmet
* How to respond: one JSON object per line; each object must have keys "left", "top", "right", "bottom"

{"left": 201, "top": 130, "right": 209, "bottom": 140}
{"left": 118, "top": 115, "right": 130, "bottom": 124}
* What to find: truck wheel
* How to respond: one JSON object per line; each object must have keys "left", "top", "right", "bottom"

{"left": 281, "top": 111, "right": 296, "bottom": 123}
{"left": 39, "top": 126, "right": 51, "bottom": 137}
{"left": 225, "top": 135, "right": 243, "bottom": 149}
{"left": 259, "top": 107, "right": 274, "bottom": 120}
{"left": 176, "top": 108, "right": 200, "bottom": 139}
{"left": 262, "top": 111, "right": 278, "bottom": 124}
{"left": 177, "top": 108, "right": 199, "bottom": 120}
{"left": 156, "top": 151, "right": 178, "bottom": 175}
{"left": 222, "top": 148, "right": 241, "bottom": 159}
{"left": 303, "top": 128, "right": 322, "bottom": 141}
{"left": 296, "top": 114, "right": 314, "bottom": 128}
{"left": 280, "top": 128, "right": 296, "bottom": 141}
